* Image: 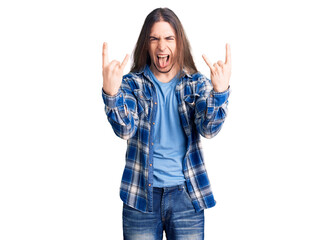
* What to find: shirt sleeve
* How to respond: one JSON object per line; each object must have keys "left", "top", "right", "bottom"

{"left": 194, "top": 76, "right": 230, "bottom": 138}
{"left": 102, "top": 77, "right": 139, "bottom": 140}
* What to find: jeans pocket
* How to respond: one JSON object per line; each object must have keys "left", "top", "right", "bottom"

{"left": 180, "top": 184, "right": 194, "bottom": 205}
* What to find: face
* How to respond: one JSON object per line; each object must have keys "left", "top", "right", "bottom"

{"left": 148, "top": 21, "right": 178, "bottom": 75}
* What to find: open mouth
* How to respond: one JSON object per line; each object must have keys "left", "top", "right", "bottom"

{"left": 157, "top": 54, "right": 170, "bottom": 68}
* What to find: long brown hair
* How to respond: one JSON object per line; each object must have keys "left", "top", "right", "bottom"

{"left": 130, "top": 8, "right": 197, "bottom": 75}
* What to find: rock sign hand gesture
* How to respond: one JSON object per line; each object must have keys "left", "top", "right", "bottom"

{"left": 202, "top": 43, "right": 231, "bottom": 93}
{"left": 102, "top": 42, "right": 129, "bottom": 96}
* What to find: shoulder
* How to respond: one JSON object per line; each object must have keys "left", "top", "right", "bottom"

{"left": 123, "top": 71, "right": 143, "bottom": 81}
{"left": 122, "top": 71, "right": 147, "bottom": 89}
{"left": 182, "top": 71, "right": 212, "bottom": 88}
{"left": 176, "top": 71, "right": 212, "bottom": 97}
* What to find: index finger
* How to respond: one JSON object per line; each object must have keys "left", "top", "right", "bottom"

{"left": 202, "top": 54, "right": 214, "bottom": 72}
{"left": 102, "top": 42, "right": 109, "bottom": 68}
{"left": 225, "top": 43, "right": 231, "bottom": 65}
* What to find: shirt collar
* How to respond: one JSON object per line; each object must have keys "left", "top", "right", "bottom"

{"left": 138, "top": 65, "right": 192, "bottom": 80}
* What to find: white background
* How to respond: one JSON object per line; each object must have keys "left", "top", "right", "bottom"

{"left": 1, "top": 0, "right": 332, "bottom": 239}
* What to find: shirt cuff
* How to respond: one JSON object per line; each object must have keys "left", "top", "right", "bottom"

{"left": 102, "top": 88, "right": 125, "bottom": 108}
{"left": 205, "top": 86, "right": 230, "bottom": 118}
{"left": 208, "top": 86, "right": 230, "bottom": 107}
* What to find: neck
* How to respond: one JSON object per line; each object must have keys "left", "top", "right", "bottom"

{"left": 150, "top": 64, "right": 180, "bottom": 83}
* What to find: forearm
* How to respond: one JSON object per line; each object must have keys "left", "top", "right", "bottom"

{"left": 102, "top": 89, "right": 138, "bottom": 140}
{"left": 195, "top": 86, "right": 230, "bottom": 139}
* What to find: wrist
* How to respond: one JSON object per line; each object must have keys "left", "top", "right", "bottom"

{"left": 109, "top": 90, "right": 119, "bottom": 96}
{"left": 213, "top": 85, "right": 228, "bottom": 93}
{"left": 103, "top": 85, "right": 119, "bottom": 96}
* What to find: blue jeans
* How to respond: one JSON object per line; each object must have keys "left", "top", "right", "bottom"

{"left": 122, "top": 183, "right": 205, "bottom": 240}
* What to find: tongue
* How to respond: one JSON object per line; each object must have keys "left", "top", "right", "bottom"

{"left": 158, "top": 57, "right": 168, "bottom": 68}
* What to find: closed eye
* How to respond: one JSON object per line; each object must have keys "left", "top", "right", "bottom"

{"left": 166, "top": 36, "right": 175, "bottom": 41}
{"left": 149, "top": 37, "right": 158, "bottom": 41}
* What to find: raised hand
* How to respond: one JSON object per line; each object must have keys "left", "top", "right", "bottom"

{"left": 202, "top": 43, "right": 231, "bottom": 92}
{"left": 102, "top": 42, "right": 129, "bottom": 96}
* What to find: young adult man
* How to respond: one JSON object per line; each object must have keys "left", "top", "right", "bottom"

{"left": 102, "top": 8, "right": 231, "bottom": 240}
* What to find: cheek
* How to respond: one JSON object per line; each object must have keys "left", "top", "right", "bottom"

{"left": 171, "top": 43, "right": 177, "bottom": 53}
{"left": 148, "top": 48, "right": 154, "bottom": 59}
{"left": 171, "top": 45, "right": 177, "bottom": 57}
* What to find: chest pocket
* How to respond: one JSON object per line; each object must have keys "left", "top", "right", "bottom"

{"left": 183, "top": 93, "right": 199, "bottom": 119}
{"left": 184, "top": 93, "right": 199, "bottom": 108}
{"left": 178, "top": 93, "right": 199, "bottom": 135}
{"left": 133, "top": 89, "right": 152, "bottom": 118}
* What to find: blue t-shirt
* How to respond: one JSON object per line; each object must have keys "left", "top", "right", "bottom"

{"left": 146, "top": 66, "right": 187, "bottom": 187}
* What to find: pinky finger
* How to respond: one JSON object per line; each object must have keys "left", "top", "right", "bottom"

{"left": 120, "top": 54, "right": 130, "bottom": 70}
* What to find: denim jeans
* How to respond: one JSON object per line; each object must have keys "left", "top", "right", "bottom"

{"left": 122, "top": 183, "right": 205, "bottom": 240}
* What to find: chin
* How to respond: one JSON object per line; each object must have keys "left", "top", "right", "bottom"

{"left": 153, "top": 62, "right": 175, "bottom": 74}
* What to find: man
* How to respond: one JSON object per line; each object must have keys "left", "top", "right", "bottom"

{"left": 102, "top": 8, "right": 231, "bottom": 240}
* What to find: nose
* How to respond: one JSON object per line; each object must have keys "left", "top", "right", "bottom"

{"left": 157, "top": 39, "right": 166, "bottom": 51}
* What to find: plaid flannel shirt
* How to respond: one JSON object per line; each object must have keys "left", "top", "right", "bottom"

{"left": 102, "top": 65, "right": 230, "bottom": 213}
